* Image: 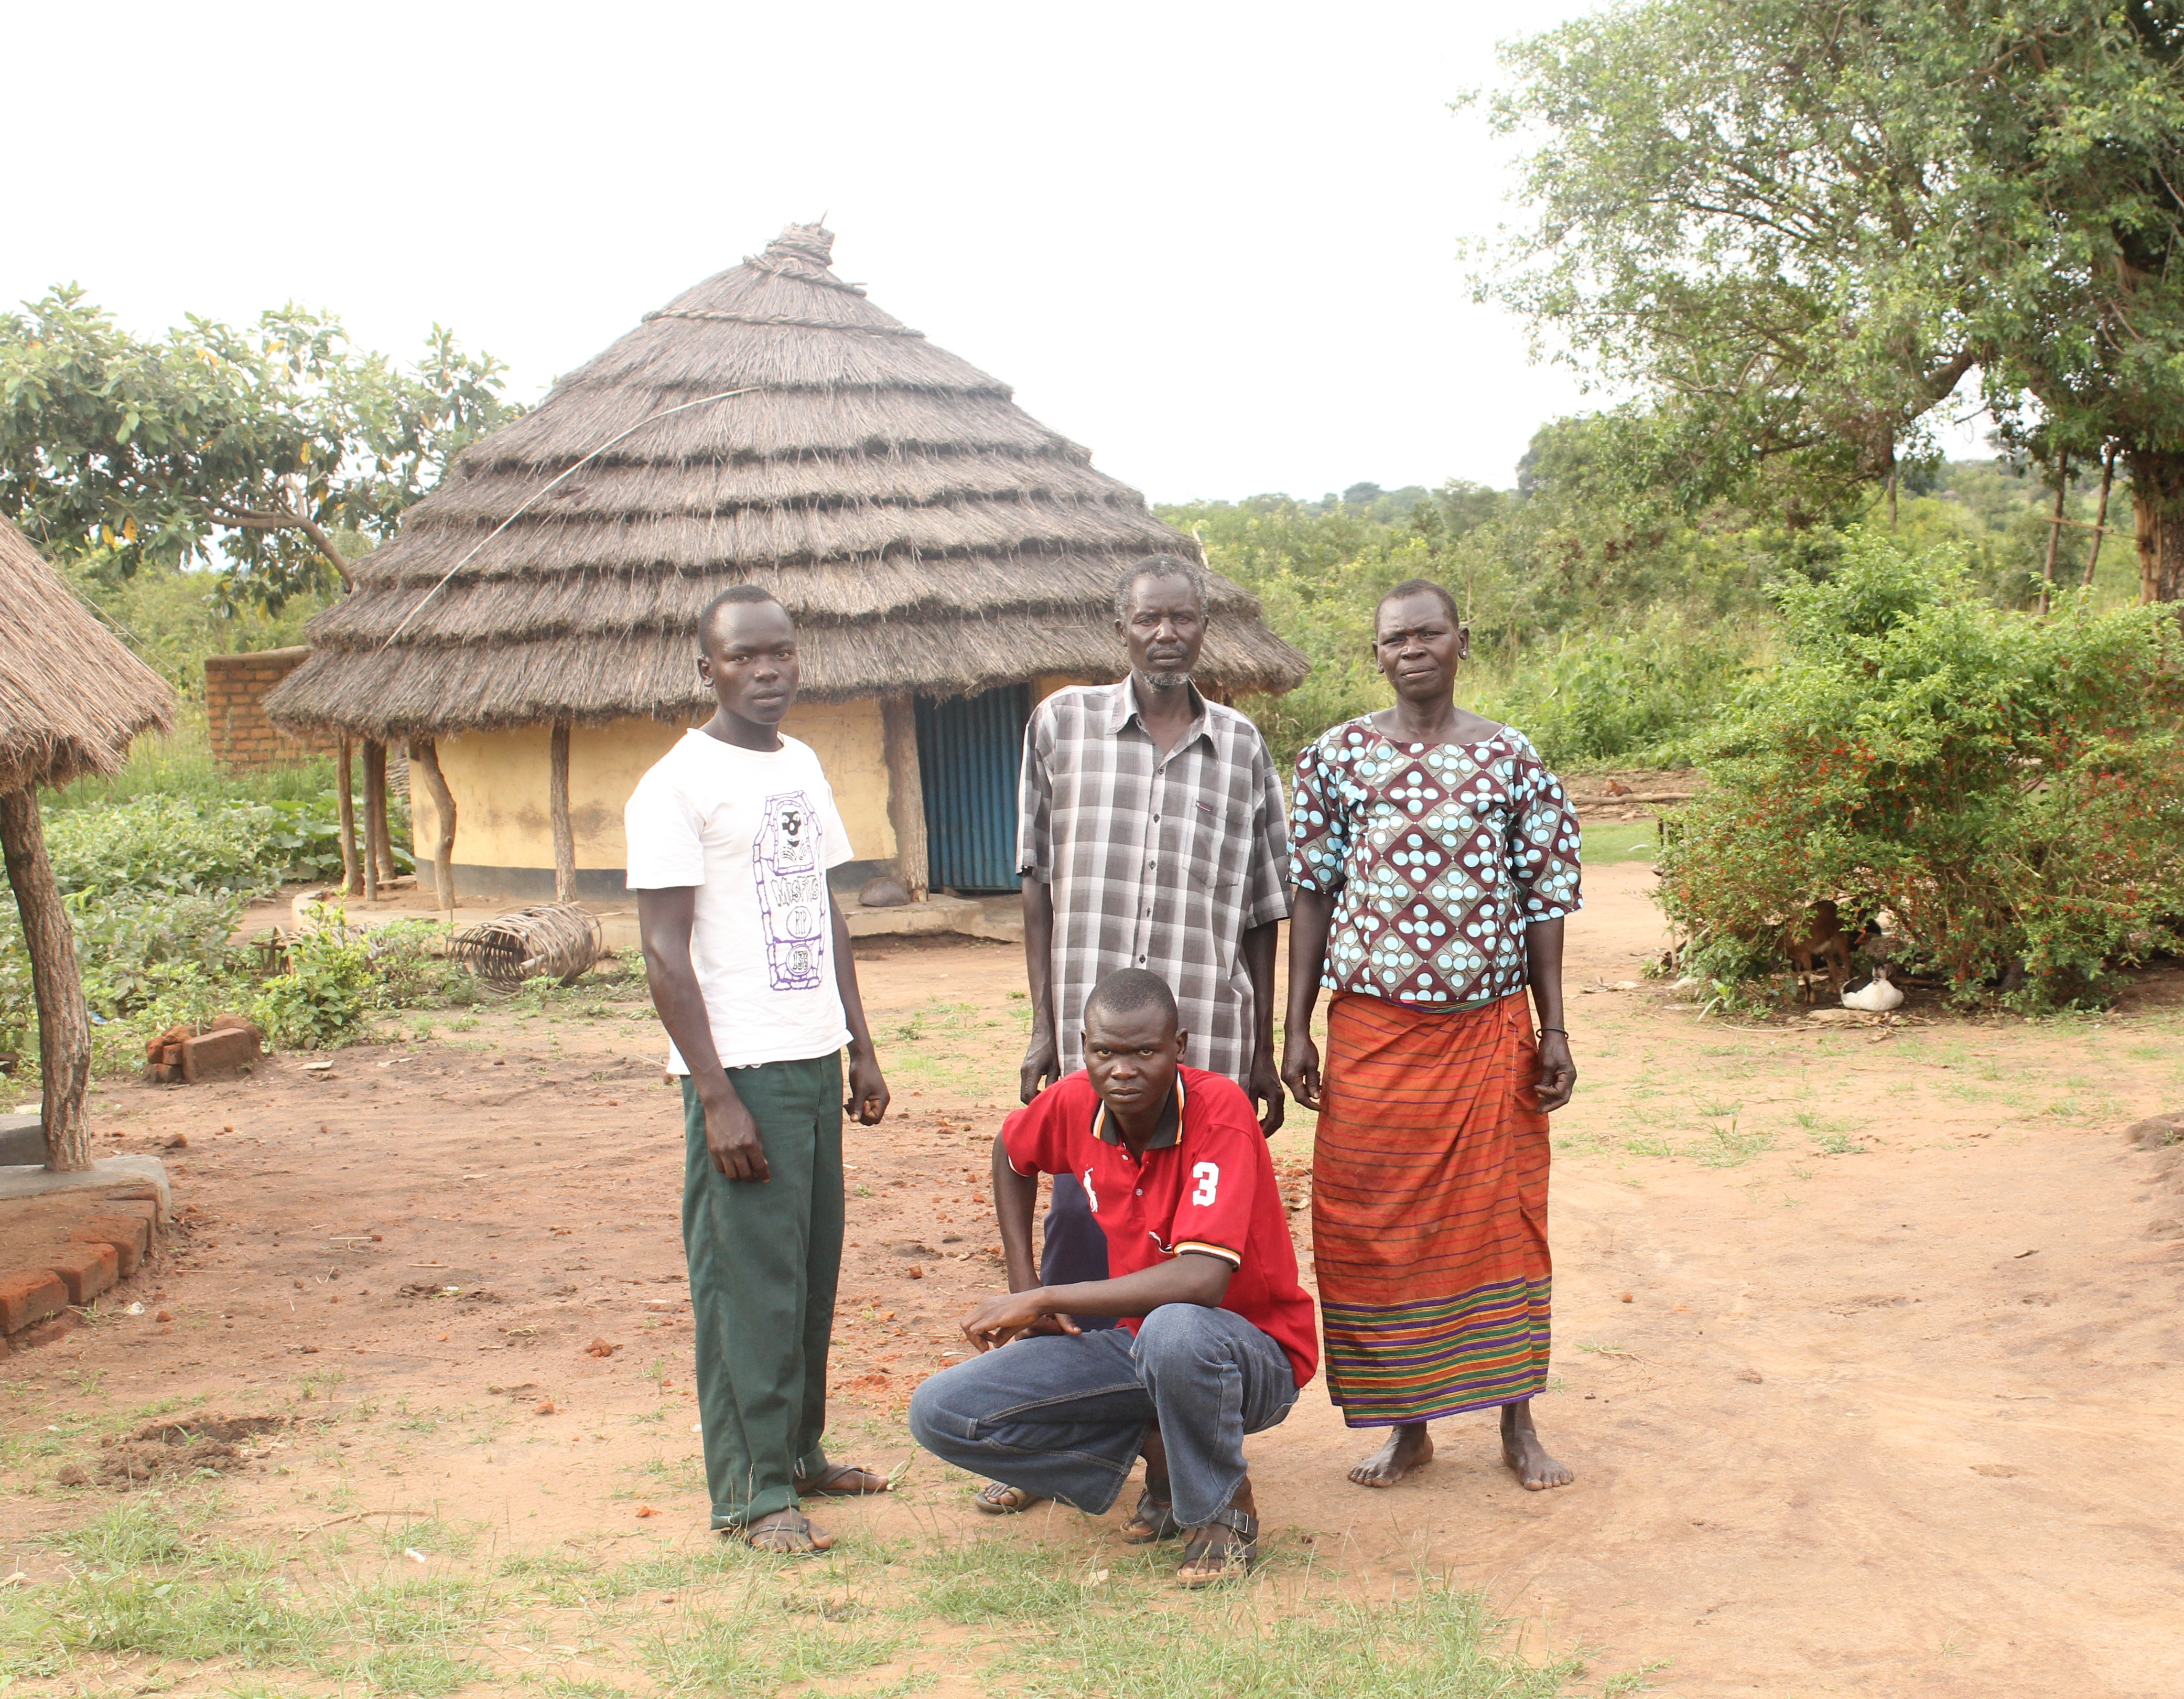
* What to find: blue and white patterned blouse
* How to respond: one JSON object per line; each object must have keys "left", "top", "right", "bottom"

{"left": 1289, "top": 719, "right": 1583, "bottom": 1008}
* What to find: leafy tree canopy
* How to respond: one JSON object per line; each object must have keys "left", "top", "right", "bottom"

{"left": 1485, "top": 1, "right": 2184, "bottom": 596}
{"left": 0, "top": 287, "right": 521, "bottom": 609}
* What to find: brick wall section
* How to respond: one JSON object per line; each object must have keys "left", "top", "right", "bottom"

{"left": 0, "top": 1201, "right": 163, "bottom": 1351}
{"left": 204, "top": 648, "right": 334, "bottom": 771}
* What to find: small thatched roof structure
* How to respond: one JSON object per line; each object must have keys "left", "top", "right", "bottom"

{"left": 267, "top": 223, "right": 1306, "bottom": 738}
{"left": 0, "top": 517, "right": 175, "bottom": 793}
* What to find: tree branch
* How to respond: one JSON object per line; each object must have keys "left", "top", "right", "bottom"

{"left": 200, "top": 498, "right": 354, "bottom": 590}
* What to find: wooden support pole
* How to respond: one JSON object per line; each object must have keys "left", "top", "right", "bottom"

{"left": 363, "top": 740, "right": 393, "bottom": 887}
{"left": 361, "top": 741, "right": 385, "bottom": 902}
{"left": 2083, "top": 446, "right": 2117, "bottom": 588}
{"left": 410, "top": 736, "right": 458, "bottom": 921}
{"left": 336, "top": 736, "right": 363, "bottom": 898}
{"left": 881, "top": 695, "right": 929, "bottom": 901}
{"left": 549, "top": 720, "right": 576, "bottom": 905}
{"left": 0, "top": 787, "right": 92, "bottom": 1172}
{"left": 2039, "top": 452, "right": 2069, "bottom": 618}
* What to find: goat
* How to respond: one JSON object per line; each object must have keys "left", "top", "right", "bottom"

{"left": 1785, "top": 900, "right": 1854, "bottom": 1003}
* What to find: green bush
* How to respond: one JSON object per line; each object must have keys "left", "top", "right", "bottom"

{"left": 250, "top": 910, "right": 479, "bottom": 1050}
{"left": 44, "top": 798, "right": 282, "bottom": 897}
{"left": 1470, "top": 615, "right": 1756, "bottom": 768}
{"left": 251, "top": 908, "right": 380, "bottom": 1050}
{"left": 0, "top": 890, "right": 244, "bottom": 1057}
{"left": 41, "top": 794, "right": 412, "bottom": 898}
{"left": 1656, "top": 531, "right": 2184, "bottom": 1008}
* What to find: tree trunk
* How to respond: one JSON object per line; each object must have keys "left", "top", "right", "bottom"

{"left": 2083, "top": 446, "right": 2116, "bottom": 588}
{"left": 0, "top": 788, "right": 92, "bottom": 1172}
{"left": 2128, "top": 447, "right": 2184, "bottom": 609}
{"left": 361, "top": 741, "right": 385, "bottom": 902}
{"left": 335, "top": 737, "right": 362, "bottom": 899}
{"left": 410, "top": 737, "right": 458, "bottom": 921}
{"left": 881, "top": 696, "right": 929, "bottom": 900}
{"left": 549, "top": 721, "right": 576, "bottom": 905}
{"left": 2039, "top": 453, "right": 2068, "bottom": 618}
{"left": 363, "top": 741, "right": 393, "bottom": 888}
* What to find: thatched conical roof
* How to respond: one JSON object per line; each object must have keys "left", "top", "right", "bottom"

{"left": 0, "top": 517, "right": 175, "bottom": 794}
{"left": 268, "top": 223, "right": 1306, "bottom": 738}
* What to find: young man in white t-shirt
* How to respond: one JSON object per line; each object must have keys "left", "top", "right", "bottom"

{"left": 625, "top": 585, "right": 892, "bottom": 1554}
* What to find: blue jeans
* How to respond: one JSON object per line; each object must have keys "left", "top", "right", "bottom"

{"left": 909, "top": 1304, "right": 1298, "bottom": 1527}
{"left": 1040, "top": 1172, "right": 1117, "bottom": 1331}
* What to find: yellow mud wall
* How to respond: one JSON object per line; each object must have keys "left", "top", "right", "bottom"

{"left": 780, "top": 698, "right": 895, "bottom": 865}
{"left": 1032, "top": 673, "right": 1116, "bottom": 704}
{"left": 408, "top": 701, "right": 896, "bottom": 873}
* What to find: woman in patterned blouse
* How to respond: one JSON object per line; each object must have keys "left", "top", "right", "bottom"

{"left": 1281, "top": 578, "right": 1582, "bottom": 1493}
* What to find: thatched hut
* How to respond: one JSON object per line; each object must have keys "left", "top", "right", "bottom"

{"left": 0, "top": 516, "right": 175, "bottom": 1170}
{"left": 265, "top": 223, "right": 1305, "bottom": 906}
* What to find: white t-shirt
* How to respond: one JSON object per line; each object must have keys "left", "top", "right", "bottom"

{"left": 623, "top": 728, "right": 854, "bottom": 1072}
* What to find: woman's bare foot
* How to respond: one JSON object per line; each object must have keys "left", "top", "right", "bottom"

{"left": 1499, "top": 1399, "right": 1573, "bottom": 1491}
{"left": 1348, "top": 1422, "right": 1433, "bottom": 1487}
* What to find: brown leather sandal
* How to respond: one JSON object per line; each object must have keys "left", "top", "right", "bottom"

{"left": 974, "top": 1480, "right": 1047, "bottom": 1514}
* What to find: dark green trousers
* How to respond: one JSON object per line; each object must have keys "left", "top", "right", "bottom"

{"left": 680, "top": 1052, "right": 844, "bottom": 1528}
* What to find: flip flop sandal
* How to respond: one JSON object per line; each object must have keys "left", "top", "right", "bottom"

{"left": 1174, "top": 1506, "right": 1259, "bottom": 1587}
{"left": 733, "top": 1511, "right": 832, "bottom": 1556}
{"left": 1117, "top": 1488, "right": 1184, "bottom": 1544}
{"left": 974, "top": 1480, "right": 1046, "bottom": 1514}
{"left": 795, "top": 1462, "right": 890, "bottom": 1497}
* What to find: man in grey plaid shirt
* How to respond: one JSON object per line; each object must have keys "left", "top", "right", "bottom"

{"left": 1017, "top": 556, "right": 1291, "bottom": 1293}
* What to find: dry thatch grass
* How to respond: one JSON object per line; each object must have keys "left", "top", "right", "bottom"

{"left": 269, "top": 223, "right": 1305, "bottom": 737}
{"left": 0, "top": 515, "right": 175, "bottom": 793}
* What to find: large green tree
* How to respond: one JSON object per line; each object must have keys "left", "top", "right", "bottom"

{"left": 0, "top": 287, "right": 518, "bottom": 609}
{"left": 1486, "top": 1, "right": 2184, "bottom": 601}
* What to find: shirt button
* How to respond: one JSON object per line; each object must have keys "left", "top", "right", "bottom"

{"left": 1136, "top": 1189, "right": 1143, "bottom": 1197}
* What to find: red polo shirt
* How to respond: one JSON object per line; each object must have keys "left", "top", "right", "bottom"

{"left": 1002, "top": 1065, "right": 1320, "bottom": 1389}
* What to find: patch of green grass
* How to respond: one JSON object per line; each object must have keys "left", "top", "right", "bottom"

{"left": 1808, "top": 1132, "right": 1866, "bottom": 1156}
{"left": 1693, "top": 1123, "right": 1774, "bottom": 1168}
{"left": 39, "top": 1572, "right": 328, "bottom": 1669}
{"left": 47, "top": 1497, "right": 206, "bottom": 1567}
{"left": 913, "top": 1536, "right": 1095, "bottom": 1623}
{"left": 637, "top": 1454, "right": 707, "bottom": 1494}
{"left": 1012, "top": 1574, "right": 1583, "bottom": 1697}
{"left": 377, "top": 1515, "right": 478, "bottom": 1559}
{"left": 641, "top": 1595, "right": 898, "bottom": 1695}
{"left": 1581, "top": 820, "right": 1659, "bottom": 864}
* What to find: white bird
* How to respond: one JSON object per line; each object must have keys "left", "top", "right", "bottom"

{"left": 1841, "top": 963, "right": 1904, "bottom": 1013}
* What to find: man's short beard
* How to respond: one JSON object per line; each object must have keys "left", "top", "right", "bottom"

{"left": 1142, "top": 666, "right": 1192, "bottom": 692}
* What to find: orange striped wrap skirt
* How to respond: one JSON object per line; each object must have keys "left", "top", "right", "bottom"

{"left": 1312, "top": 989, "right": 1550, "bottom": 1425}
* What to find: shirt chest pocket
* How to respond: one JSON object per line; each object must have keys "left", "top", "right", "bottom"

{"left": 1180, "top": 794, "right": 1241, "bottom": 893}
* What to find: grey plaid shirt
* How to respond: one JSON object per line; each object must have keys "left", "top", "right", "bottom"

{"left": 1018, "top": 680, "right": 1291, "bottom": 1082}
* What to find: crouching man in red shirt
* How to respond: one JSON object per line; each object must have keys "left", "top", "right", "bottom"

{"left": 909, "top": 969, "right": 1318, "bottom": 1586}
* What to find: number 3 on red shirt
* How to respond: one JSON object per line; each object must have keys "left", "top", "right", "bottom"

{"left": 1191, "top": 1161, "right": 1219, "bottom": 1206}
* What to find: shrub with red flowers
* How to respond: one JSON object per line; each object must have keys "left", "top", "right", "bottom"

{"left": 1657, "top": 532, "right": 2184, "bottom": 1009}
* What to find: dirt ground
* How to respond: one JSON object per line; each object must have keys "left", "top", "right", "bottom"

{"left": 4, "top": 863, "right": 2182, "bottom": 1697}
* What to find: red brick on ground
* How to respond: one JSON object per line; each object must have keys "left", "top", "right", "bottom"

{"left": 47, "top": 1242, "right": 118, "bottom": 1305}
{"left": 71, "top": 1214, "right": 150, "bottom": 1276}
{"left": 0, "top": 1270, "right": 67, "bottom": 1334}
{"left": 182, "top": 1026, "right": 262, "bottom": 1082}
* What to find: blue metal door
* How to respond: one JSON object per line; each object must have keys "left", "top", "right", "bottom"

{"left": 916, "top": 685, "right": 1029, "bottom": 892}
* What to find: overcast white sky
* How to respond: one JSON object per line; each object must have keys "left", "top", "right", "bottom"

{"left": 2, "top": 1, "right": 1983, "bottom": 503}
